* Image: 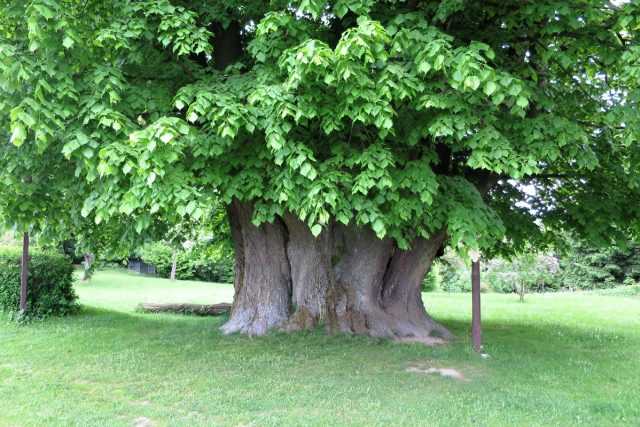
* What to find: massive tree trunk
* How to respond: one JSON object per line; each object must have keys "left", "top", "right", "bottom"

{"left": 222, "top": 202, "right": 452, "bottom": 343}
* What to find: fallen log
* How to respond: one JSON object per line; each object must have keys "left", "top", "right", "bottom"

{"left": 138, "top": 302, "right": 231, "bottom": 316}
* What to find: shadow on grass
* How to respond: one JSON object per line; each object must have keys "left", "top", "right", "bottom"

{"left": 45, "top": 304, "right": 635, "bottom": 365}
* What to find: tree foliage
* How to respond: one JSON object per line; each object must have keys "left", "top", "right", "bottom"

{"left": 2, "top": 0, "right": 638, "bottom": 253}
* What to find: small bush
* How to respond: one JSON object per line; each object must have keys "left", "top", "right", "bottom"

{"left": 0, "top": 247, "right": 78, "bottom": 318}
{"left": 136, "top": 241, "right": 234, "bottom": 283}
{"left": 422, "top": 263, "right": 442, "bottom": 292}
{"left": 136, "top": 242, "right": 174, "bottom": 277}
{"left": 190, "top": 256, "right": 234, "bottom": 283}
{"left": 438, "top": 253, "right": 472, "bottom": 292}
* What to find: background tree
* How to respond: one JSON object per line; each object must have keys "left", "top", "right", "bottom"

{"left": 557, "top": 236, "right": 640, "bottom": 290}
{"left": 1, "top": 0, "right": 639, "bottom": 340}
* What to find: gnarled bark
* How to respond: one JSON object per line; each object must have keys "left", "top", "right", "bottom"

{"left": 222, "top": 202, "right": 451, "bottom": 343}
{"left": 220, "top": 199, "right": 292, "bottom": 336}
{"left": 282, "top": 212, "right": 336, "bottom": 330}
{"left": 331, "top": 223, "right": 397, "bottom": 337}
{"left": 382, "top": 232, "right": 453, "bottom": 342}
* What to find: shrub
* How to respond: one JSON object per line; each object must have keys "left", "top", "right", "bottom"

{"left": 136, "top": 241, "right": 234, "bottom": 283}
{"left": 190, "top": 255, "right": 234, "bottom": 283}
{"left": 483, "top": 254, "right": 559, "bottom": 294}
{"left": 136, "top": 242, "right": 174, "bottom": 277}
{"left": 436, "top": 250, "right": 560, "bottom": 294}
{"left": 422, "top": 263, "right": 442, "bottom": 292}
{"left": 438, "top": 252, "right": 473, "bottom": 292}
{"left": 0, "top": 247, "right": 78, "bottom": 318}
{"left": 186, "top": 239, "right": 234, "bottom": 283}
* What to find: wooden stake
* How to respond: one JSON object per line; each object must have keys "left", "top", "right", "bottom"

{"left": 471, "top": 259, "right": 482, "bottom": 352}
{"left": 20, "top": 231, "right": 29, "bottom": 313}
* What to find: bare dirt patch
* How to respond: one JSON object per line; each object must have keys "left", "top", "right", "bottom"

{"left": 406, "top": 366, "right": 469, "bottom": 381}
{"left": 394, "top": 336, "right": 446, "bottom": 345}
{"left": 133, "top": 416, "right": 155, "bottom": 426}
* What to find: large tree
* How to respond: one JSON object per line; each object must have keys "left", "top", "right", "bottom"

{"left": 1, "top": 0, "right": 639, "bottom": 341}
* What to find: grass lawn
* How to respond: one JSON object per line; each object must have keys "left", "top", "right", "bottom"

{"left": 1, "top": 270, "right": 639, "bottom": 426}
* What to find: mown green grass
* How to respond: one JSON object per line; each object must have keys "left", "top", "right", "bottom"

{"left": 1, "top": 270, "right": 639, "bottom": 426}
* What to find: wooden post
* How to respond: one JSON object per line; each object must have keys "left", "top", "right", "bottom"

{"left": 471, "top": 255, "right": 482, "bottom": 352}
{"left": 20, "top": 231, "right": 29, "bottom": 313}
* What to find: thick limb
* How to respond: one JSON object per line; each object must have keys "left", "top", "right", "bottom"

{"left": 221, "top": 199, "right": 292, "bottom": 336}
{"left": 282, "top": 213, "right": 336, "bottom": 330}
{"left": 382, "top": 231, "right": 453, "bottom": 342}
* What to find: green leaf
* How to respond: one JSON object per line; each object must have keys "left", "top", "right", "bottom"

{"left": 336, "top": 212, "right": 350, "bottom": 225}
{"left": 464, "top": 76, "right": 481, "bottom": 91}
{"left": 160, "top": 133, "right": 173, "bottom": 143}
{"left": 509, "top": 84, "right": 522, "bottom": 96}
{"left": 300, "top": 163, "right": 312, "bottom": 177}
{"left": 192, "top": 207, "right": 204, "bottom": 220}
{"left": 10, "top": 125, "right": 26, "bottom": 147}
{"left": 80, "top": 205, "right": 91, "bottom": 218}
{"left": 77, "top": 133, "right": 89, "bottom": 145}
{"left": 434, "top": 54, "right": 445, "bottom": 70}
{"left": 516, "top": 96, "right": 529, "bottom": 108}
{"left": 147, "top": 172, "right": 157, "bottom": 187}
{"left": 485, "top": 48, "right": 495, "bottom": 60}
{"left": 483, "top": 81, "right": 497, "bottom": 96}
{"left": 372, "top": 219, "right": 386, "bottom": 238}
{"left": 62, "top": 36, "right": 74, "bottom": 49}
{"left": 186, "top": 200, "right": 196, "bottom": 215}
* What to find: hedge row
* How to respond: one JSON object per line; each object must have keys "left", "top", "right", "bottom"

{"left": 0, "top": 247, "right": 78, "bottom": 318}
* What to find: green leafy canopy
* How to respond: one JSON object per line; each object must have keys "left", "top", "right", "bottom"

{"left": 1, "top": 0, "right": 639, "bottom": 253}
